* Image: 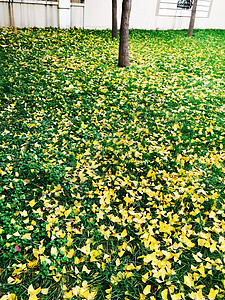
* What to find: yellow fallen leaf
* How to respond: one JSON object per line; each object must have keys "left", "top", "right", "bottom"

{"left": 29, "top": 295, "right": 38, "bottom": 300}
{"left": 79, "top": 287, "right": 89, "bottom": 299}
{"left": 183, "top": 236, "right": 195, "bottom": 248}
{"left": 74, "top": 257, "right": 80, "bottom": 264}
{"left": 102, "top": 262, "right": 105, "bottom": 270}
{"left": 27, "top": 259, "right": 39, "bottom": 268}
{"left": 39, "top": 246, "right": 45, "bottom": 255}
{"left": 208, "top": 288, "right": 218, "bottom": 300}
{"left": 116, "top": 258, "right": 120, "bottom": 266}
{"left": 79, "top": 244, "right": 90, "bottom": 255}
{"left": 79, "top": 172, "right": 87, "bottom": 182}
{"left": 121, "top": 229, "right": 127, "bottom": 238}
{"left": 29, "top": 199, "right": 36, "bottom": 207}
{"left": 8, "top": 294, "right": 17, "bottom": 300}
{"left": 168, "top": 286, "right": 175, "bottom": 294}
{"left": 222, "top": 280, "right": 225, "bottom": 288}
{"left": 198, "top": 266, "right": 205, "bottom": 275}
{"left": 41, "top": 288, "right": 49, "bottom": 295}
{"left": 189, "top": 289, "right": 204, "bottom": 300}
{"left": 53, "top": 274, "right": 62, "bottom": 282}
{"left": 142, "top": 272, "right": 149, "bottom": 283}
{"left": 82, "top": 265, "right": 91, "bottom": 274}
{"left": 8, "top": 277, "right": 15, "bottom": 284}
{"left": 28, "top": 284, "right": 41, "bottom": 296}
{"left": 143, "top": 253, "right": 154, "bottom": 264}
{"left": 173, "top": 123, "right": 179, "bottom": 131}
{"left": 13, "top": 231, "right": 20, "bottom": 237}
{"left": 33, "top": 248, "right": 39, "bottom": 258}
{"left": 143, "top": 285, "right": 151, "bottom": 296}
{"left": 106, "top": 287, "right": 112, "bottom": 294}
{"left": 26, "top": 225, "right": 34, "bottom": 231}
{"left": 171, "top": 293, "right": 182, "bottom": 300}
{"left": 210, "top": 242, "right": 217, "bottom": 253}
{"left": 67, "top": 235, "right": 73, "bottom": 247}
{"left": 20, "top": 210, "right": 28, "bottom": 217}
{"left": 22, "top": 233, "right": 31, "bottom": 240}
{"left": 118, "top": 250, "right": 125, "bottom": 257}
{"left": 192, "top": 253, "right": 202, "bottom": 262}
{"left": 67, "top": 248, "right": 74, "bottom": 258}
{"left": 87, "top": 290, "right": 97, "bottom": 300}
{"left": 64, "top": 290, "right": 73, "bottom": 299}
{"left": 184, "top": 275, "right": 194, "bottom": 288}
{"left": 24, "top": 218, "right": 29, "bottom": 224}
{"left": 196, "top": 289, "right": 204, "bottom": 300}
{"left": 51, "top": 247, "right": 58, "bottom": 256}
{"left": 161, "top": 289, "right": 168, "bottom": 300}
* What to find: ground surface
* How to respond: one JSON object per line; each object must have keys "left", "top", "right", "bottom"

{"left": 0, "top": 28, "right": 225, "bottom": 300}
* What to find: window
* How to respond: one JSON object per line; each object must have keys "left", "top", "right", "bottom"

{"left": 177, "top": 0, "right": 193, "bottom": 9}
{"left": 156, "top": 0, "right": 212, "bottom": 18}
{"left": 70, "top": 0, "right": 84, "bottom": 3}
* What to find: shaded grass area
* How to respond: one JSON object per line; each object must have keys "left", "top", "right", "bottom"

{"left": 0, "top": 28, "right": 225, "bottom": 299}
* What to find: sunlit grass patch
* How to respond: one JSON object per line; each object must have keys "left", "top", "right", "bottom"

{"left": 0, "top": 28, "right": 225, "bottom": 299}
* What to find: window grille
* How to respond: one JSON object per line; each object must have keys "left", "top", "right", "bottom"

{"left": 36, "top": 0, "right": 84, "bottom": 2}
{"left": 177, "top": 0, "right": 193, "bottom": 9}
{"left": 70, "top": 0, "right": 84, "bottom": 3}
{"left": 156, "top": 0, "right": 212, "bottom": 18}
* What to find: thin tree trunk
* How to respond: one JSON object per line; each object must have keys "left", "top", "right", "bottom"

{"left": 118, "top": 0, "right": 132, "bottom": 67}
{"left": 8, "top": 0, "right": 14, "bottom": 27}
{"left": 188, "top": 0, "right": 198, "bottom": 36}
{"left": 112, "top": 0, "right": 118, "bottom": 39}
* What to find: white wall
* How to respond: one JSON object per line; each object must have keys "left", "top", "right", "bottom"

{"left": 0, "top": 1, "right": 58, "bottom": 28}
{"left": 84, "top": 0, "right": 225, "bottom": 30}
{"left": 0, "top": 0, "right": 84, "bottom": 28}
{"left": 71, "top": 4, "right": 84, "bottom": 29}
{"left": 197, "top": 0, "right": 225, "bottom": 29}
{"left": 84, "top": 0, "right": 118, "bottom": 29}
{"left": 0, "top": 0, "right": 225, "bottom": 30}
{"left": 0, "top": 3, "right": 10, "bottom": 27}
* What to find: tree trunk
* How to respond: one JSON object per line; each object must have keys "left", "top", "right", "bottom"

{"left": 112, "top": 0, "right": 118, "bottom": 39}
{"left": 8, "top": 0, "right": 14, "bottom": 27}
{"left": 188, "top": 0, "right": 198, "bottom": 36}
{"left": 118, "top": 0, "right": 132, "bottom": 67}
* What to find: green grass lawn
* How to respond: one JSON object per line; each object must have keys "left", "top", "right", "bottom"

{"left": 0, "top": 28, "right": 225, "bottom": 300}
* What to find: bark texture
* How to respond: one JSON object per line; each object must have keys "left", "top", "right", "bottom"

{"left": 8, "top": 0, "right": 14, "bottom": 27}
{"left": 112, "top": 0, "right": 118, "bottom": 39}
{"left": 118, "top": 0, "right": 132, "bottom": 67}
{"left": 188, "top": 0, "right": 198, "bottom": 36}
